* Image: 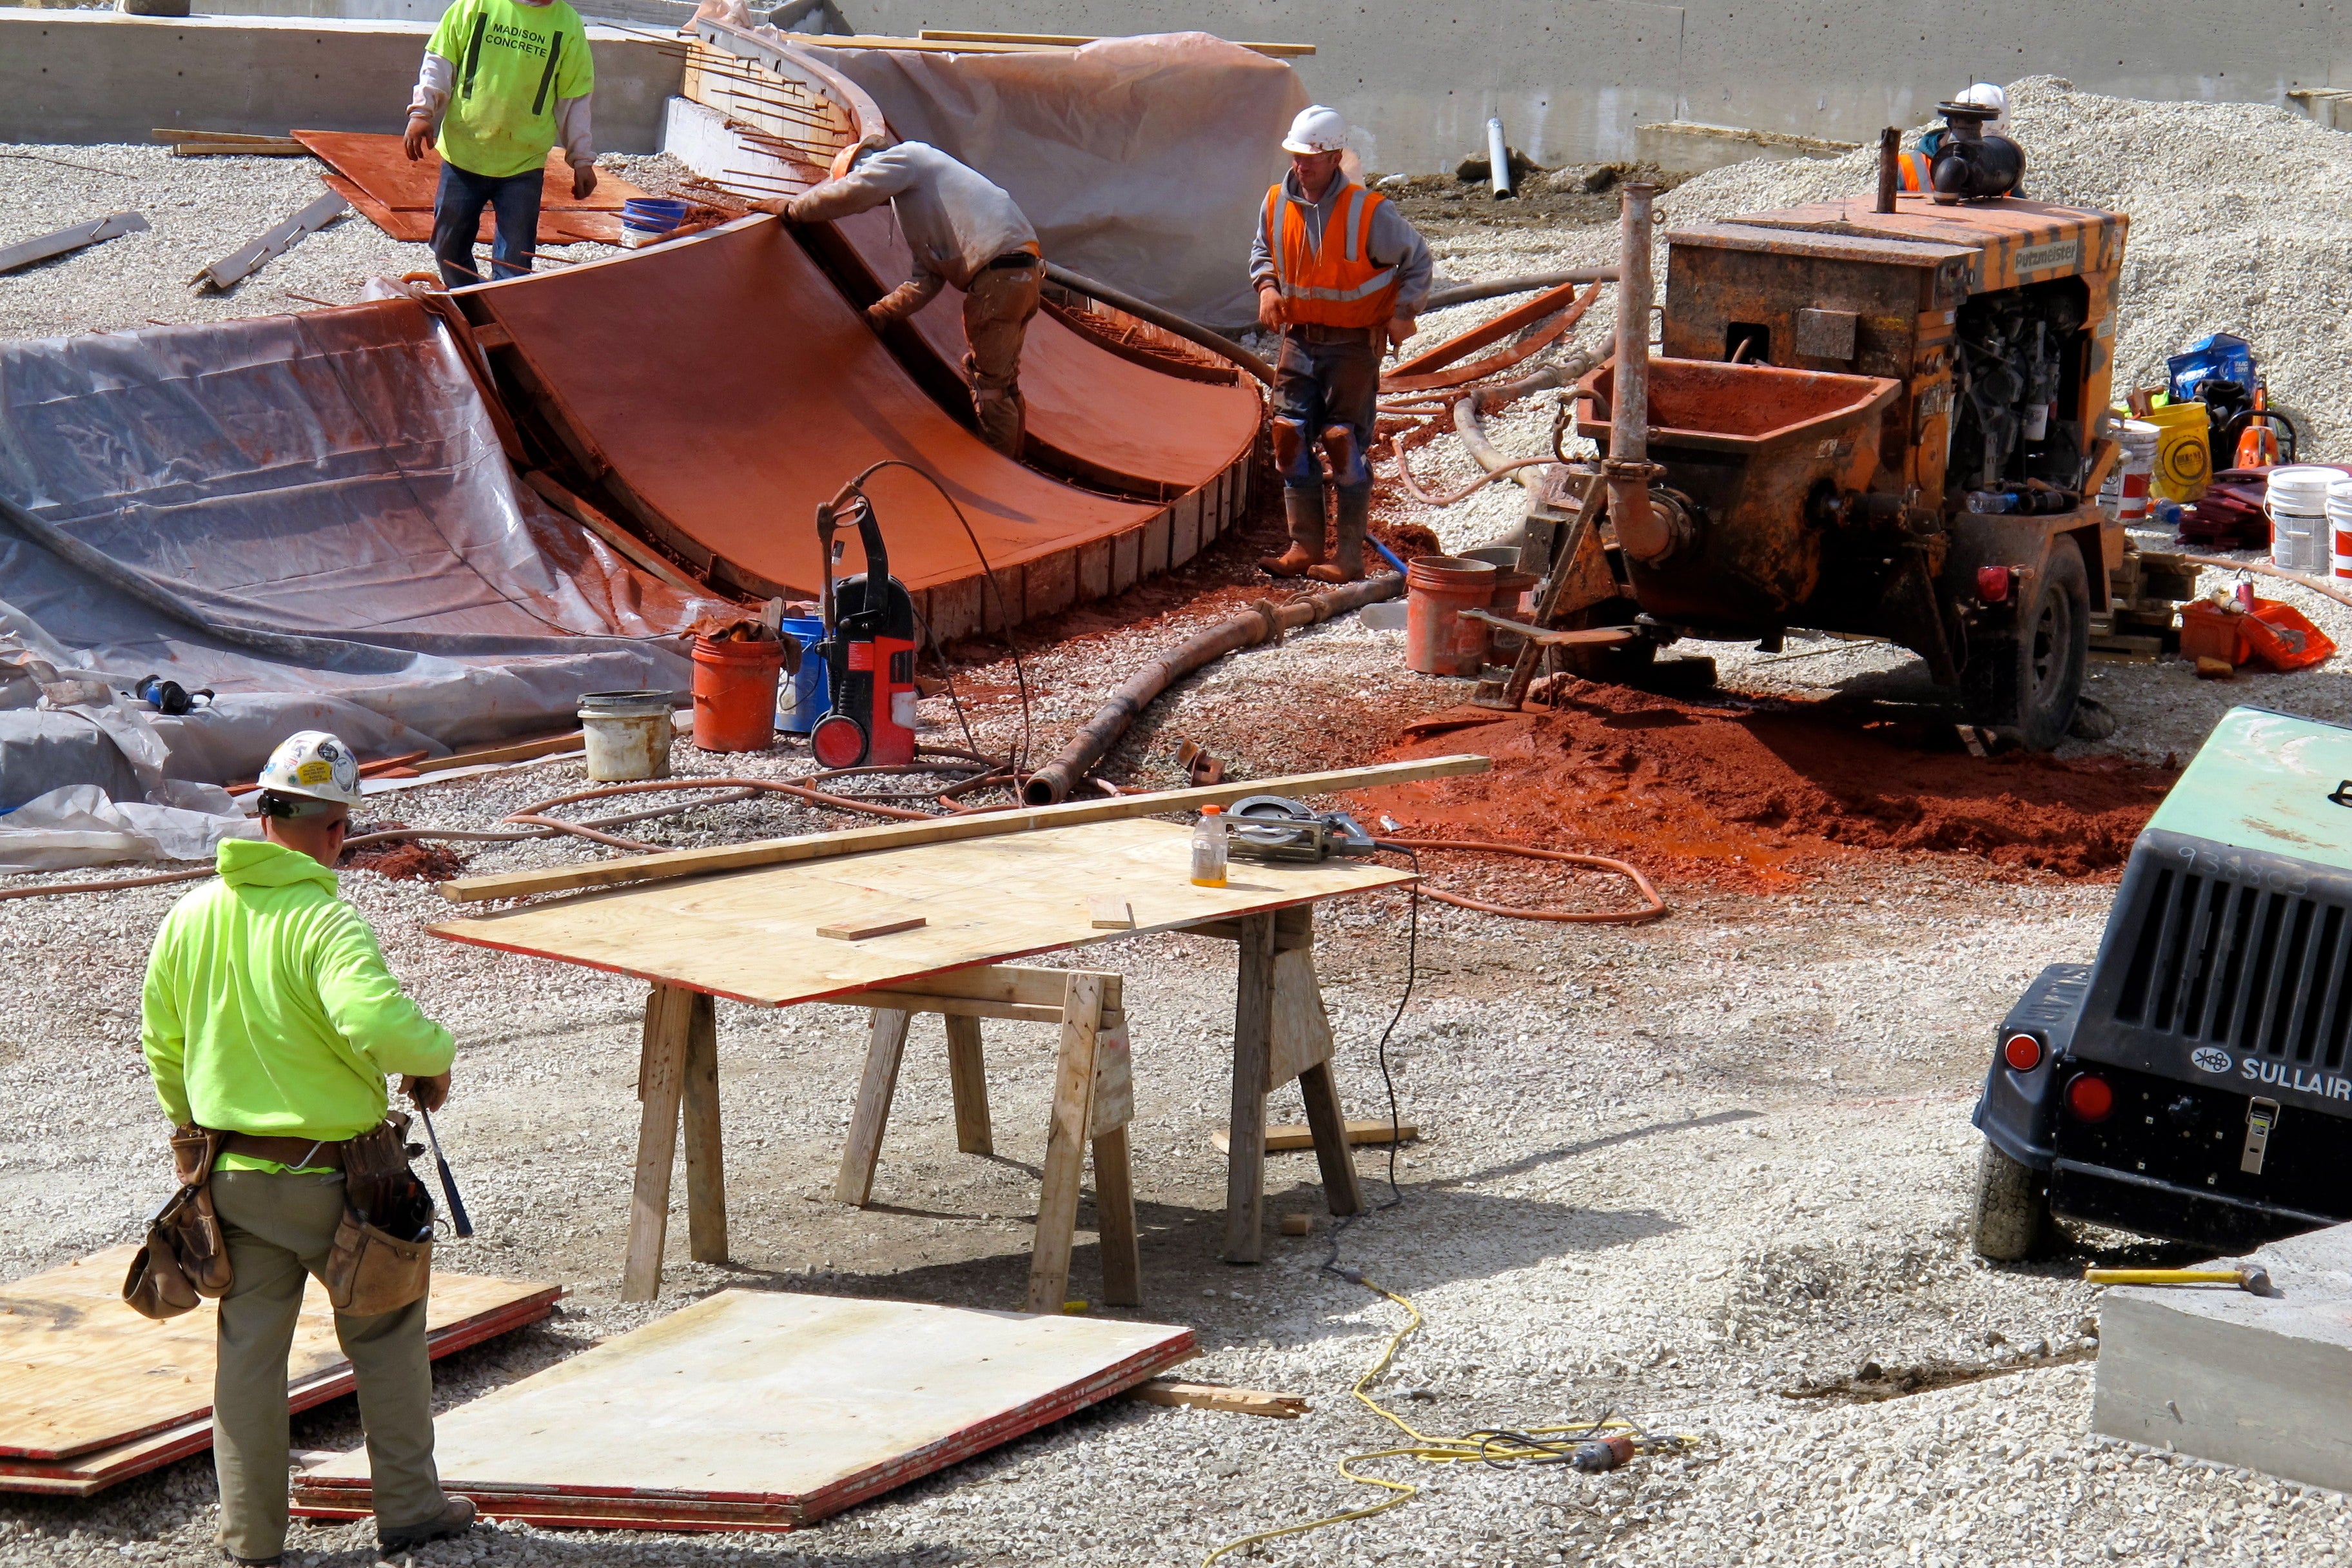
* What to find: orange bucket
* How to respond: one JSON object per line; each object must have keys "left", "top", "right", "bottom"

{"left": 1406, "top": 556, "right": 1498, "bottom": 676}
{"left": 691, "top": 634, "right": 784, "bottom": 752}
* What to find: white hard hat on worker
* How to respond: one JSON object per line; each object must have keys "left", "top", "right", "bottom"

{"left": 1281, "top": 105, "right": 1349, "bottom": 157}
{"left": 1955, "top": 82, "right": 2009, "bottom": 133}
{"left": 257, "top": 730, "right": 365, "bottom": 809}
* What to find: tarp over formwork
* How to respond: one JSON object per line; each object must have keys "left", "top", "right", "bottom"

{"left": 0, "top": 299, "right": 724, "bottom": 807}
{"left": 799, "top": 32, "right": 1306, "bottom": 331}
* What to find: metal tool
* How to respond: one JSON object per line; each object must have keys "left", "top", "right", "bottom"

{"left": 415, "top": 1105, "right": 474, "bottom": 1239}
{"left": 1226, "top": 794, "right": 1379, "bottom": 863}
{"left": 2083, "top": 1266, "right": 2274, "bottom": 1295}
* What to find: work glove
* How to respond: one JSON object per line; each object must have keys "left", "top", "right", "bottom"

{"left": 402, "top": 1072, "right": 451, "bottom": 1112}
{"left": 402, "top": 115, "right": 433, "bottom": 162}
{"left": 572, "top": 163, "right": 599, "bottom": 201}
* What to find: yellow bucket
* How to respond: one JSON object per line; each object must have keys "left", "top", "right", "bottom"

{"left": 2144, "top": 400, "right": 2211, "bottom": 502}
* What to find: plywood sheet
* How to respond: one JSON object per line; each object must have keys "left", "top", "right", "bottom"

{"left": 294, "top": 130, "right": 645, "bottom": 247}
{"left": 463, "top": 217, "right": 1159, "bottom": 600}
{"left": 428, "top": 816, "right": 1411, "bottom": 1006}
{"left": 291, "top": 1289, "right": 1193, "bottom": 1529}
{"left": 831, "top": 208, "right": 1259, "bottom": 496}
{"left": 0, "top": 1247, "right": 558, "bottom": 1465}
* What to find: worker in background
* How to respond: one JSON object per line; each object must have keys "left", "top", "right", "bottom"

{"left": 141, "top": 732, "right": 471, "bottom": 1566}
{"left": 1897, "top": 81, "right": 2010, "bottom": 192}
{"left": 402, "top": 0, "right": 598, "bottom": 288}
{"left": 760, "top": 137, "right": 1042, "bottom": 456}
{"left": 1251, "top": 104, "right": 1433, "bottom": 583}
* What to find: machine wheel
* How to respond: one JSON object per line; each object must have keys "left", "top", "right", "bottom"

{"left": 1968, "top": 1141, "right": 2050, "bottom": 1261}
{"left": 1963, "top": 544, "right": 2088, "bottom": 750}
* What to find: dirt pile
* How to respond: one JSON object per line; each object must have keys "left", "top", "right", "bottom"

{"left": 1365, "top": 681, "right": 2175, "bottom": 888}
{"left": 344, "top": 828, "right": 467, "bottom": 883}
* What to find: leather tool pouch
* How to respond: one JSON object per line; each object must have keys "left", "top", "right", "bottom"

{"left": 124, "top": 1126, "right": 233, "bottom": 1320}
{"left": 324, "top": 1113, "right": 433, "bottom": 1317}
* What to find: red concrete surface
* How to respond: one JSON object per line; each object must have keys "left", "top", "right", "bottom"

{"left": 293, "top": 130, "right": 646, "bottom": 245}
{"left": 466, "top": 217, "right": 1160, "bottom": 600}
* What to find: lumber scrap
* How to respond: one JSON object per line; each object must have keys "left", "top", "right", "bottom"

{"left": 190, "top": 190, "right": 347, "bottom": 291}
{"left": 1213, "top": 1120, "right": 1418, "bottom": 1153}
{"left": 1384, "top": 276, "right": 1592, "bottom": 379}
{"left": 168, "top": 139, "right": 309, "bottom": 157}
{"left": 439, "top": 755, "right": 1489, "bottom": 904}
{"left": 0, "top": 212, "right": 147, "bottom": 276}
{"left": 1132, "top": 1379, "right": 1309, "bottom": 1418}
{"left": 152, "top": 128, "right": 297, "bottom": 145}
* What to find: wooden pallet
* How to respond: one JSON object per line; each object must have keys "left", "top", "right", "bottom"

{"left": 0, "top": 1249, "right": 557, "bottom": 1496}
{"left": 291, "top": 1289, "right": 1193, "bottom": 1531}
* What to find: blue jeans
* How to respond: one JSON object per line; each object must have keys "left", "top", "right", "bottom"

{"left": 431, "top": 160, "right": 543, "bottom": 288}
{"left": 1272, "top": 329, "right": 1380, "bottom": 496}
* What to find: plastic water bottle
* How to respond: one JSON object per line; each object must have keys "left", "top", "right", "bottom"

{"left": 1190, "top": 805, "right": 1228, "bottom": 888}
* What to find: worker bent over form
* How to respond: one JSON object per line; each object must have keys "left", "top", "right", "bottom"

{"left": 141, "top": 732, "right": 471, "bottom": 1565}
{"left": 403, "top": 0, "right": 598, "bottom": 288}
{"left": 1251, "top": 104, "right": 1433, "bottom": 583}
{"left": 758, "top": 137, "right": 1043, "bottom": 456}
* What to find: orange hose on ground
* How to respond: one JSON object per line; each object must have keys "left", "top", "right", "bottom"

{"left": 1378, "top": 837, "right": 1667, "bottom": 924}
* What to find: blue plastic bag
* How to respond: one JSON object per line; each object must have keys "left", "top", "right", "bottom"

{"left": 2167, "top": 333, "right": 2255, "bottom": 402}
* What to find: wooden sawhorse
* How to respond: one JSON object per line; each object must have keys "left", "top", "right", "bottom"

{"left": 830, "top": 964, "right": 1137, "bottom": 1316}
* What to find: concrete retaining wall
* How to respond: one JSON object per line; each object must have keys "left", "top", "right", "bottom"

{"left": 0, "top": 10, "right": 683, "bottom": 150}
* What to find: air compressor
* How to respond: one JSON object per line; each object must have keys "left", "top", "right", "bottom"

{"left": 808, "top": 487, "right": 918, "bottom": 769}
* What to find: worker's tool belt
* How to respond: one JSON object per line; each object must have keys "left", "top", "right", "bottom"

{"left": 322, "top": 1113, "right": 434, "bottom": 1317}
{"left": 122, "top": 1126, "right": 233, "bottom": 1320}
{"left": 219, "top": 1132, "right": 347, "bottom": 1170}
{"left": 1283, "top": 322, "right": 1377, "bottom": 346}
{"left": 982, "top": 250, "right": 1041, "bottom": 271}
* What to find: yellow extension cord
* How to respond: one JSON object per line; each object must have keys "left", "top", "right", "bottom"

{"left": 1199, "top": 1271, "right": 1682, "bottom": 1566}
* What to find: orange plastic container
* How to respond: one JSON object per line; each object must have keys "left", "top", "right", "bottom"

{"left": 1406, "top": 555, "right": 1498, "bottom": 676}
{"left": 691, "top": 634, "right": 785, "bottom": 751}
{"left": 2178, "top": 600, "right": 2246, "bottom": 666}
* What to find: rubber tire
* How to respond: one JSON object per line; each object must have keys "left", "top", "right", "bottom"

{"left": 1963, "top": 543, "right": 2089, "bottom": 751}
{"left": 1968, "top": 1141, "right": 2050, "bottom": 1261}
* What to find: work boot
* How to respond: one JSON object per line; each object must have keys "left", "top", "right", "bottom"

{"left": 1307, "top": 489, "right": 1371, "bottom": 583}
{"left": 378, "top": 1495, "right": 476, "bottom": 1553}
{"left": 1260, "top": 487, "right": 1328, "bottom": 577}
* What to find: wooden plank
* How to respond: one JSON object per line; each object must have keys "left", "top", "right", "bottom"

{"left": 1026, "top": 974, "right": 1106, "bottom": 1315}
{"left": 817, "top": 914, "right": 928, "bottom": 941}
{"left": 1089, "top": 897, "right": 1135, "bottom": 930}
{"left": 169, "top": 141, "right": 310, "bottom": 157}
{"left": 681, "top": 992, "right": 727, "bottom": 1266}
{"left": 1224, "top": 914, "right": 1276, "bottom": 1265}
{"left": 944, "top": 1014, "right": 992, "bottom": 1155}
{"left": 623, "top": 985, "right": 693, "bottom": 1302}
{"left": 288, "top": 1289, "right": 1195, "bottom": 1529}
{"left": 1385, "top": 277, "right": 1590, "bottom": 378}
{"left": 1212, "top": 1120, "right": 1418, "bottom": 1154}
{"left": 1088, "top": 1021, "right": 1133, "bottom": 1139}
{"left": 1298, "top": 1061, "right": 1364, "bottom": 1217}
{"left": 1131, "top": 1380, "right": 1309, "bottom": 1418}
{"left": 828, "top": 992, "right": 1126, "bottom": 1026}
{"left": 429, "top": 818, "right": 1413, "bottom": 1010}
{"left": 834, "top": 1009, "right": 910, "bottom": 1207}
{"left": 917, "top": 26, "right": 1315, "bottom": 55}
{"left": 1093, "top": 1124, "right": 1142, "bottom": 1309}
{"left": 853, "top": 965, "right": 1124, "bottom": 1012}
{"left": 0, "top": 1248, "right": 554, "bottom": 1466}
{"left": 0, "top": 212, "right": 146, "bottom": 276}
{"left": 413, "top": 729, "right": 588, "bottom": 772}
{"left": 440, "top": 756, "right": 1487, "bottom": 905}
{"left": 152, "top": 128, "right": 301, "bottom": 144}
{"left": 1264, "top": 946, "right": 1336, "bottom": 1092}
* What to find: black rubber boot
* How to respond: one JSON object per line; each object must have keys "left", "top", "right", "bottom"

{"left": 378, "top": 1495, "right": 477, "bottom": 1553}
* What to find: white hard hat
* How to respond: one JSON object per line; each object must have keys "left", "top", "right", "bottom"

{"left": 258, "top": 730, "right": 364, "bottom": 808}
{"left": 1282, "top": 105, "right": 1348, "bottom": 156}
{"left": 1956, "top": 82, "right": 2009, "bottom": 127}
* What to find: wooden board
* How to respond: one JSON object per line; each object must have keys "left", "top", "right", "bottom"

{"left": 293, "top": 131, "right": 645, "bottom": 248}
{"left": 290, "top": 1288, "right": 1193, "bottom": 1530}
{"left": 1212, "top": 1120, "right": 1418, "bottom": 1153}
{"left": 429, "top": 817, "right": 1413, "bottom": 1008}
{"left": 0, "top": 1248, "right": 556, "bottom": 1479}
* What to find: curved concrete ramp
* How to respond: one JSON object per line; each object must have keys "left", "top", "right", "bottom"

{"left": 829, "top": 208, "right": 1261, "bottom": 500}
{"left": 467, "top": 217, "right": 1247, "bottom": 639}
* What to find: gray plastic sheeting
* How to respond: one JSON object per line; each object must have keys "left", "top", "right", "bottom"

{"left": 0, "top": 296, "right": 727, "bottom": 808}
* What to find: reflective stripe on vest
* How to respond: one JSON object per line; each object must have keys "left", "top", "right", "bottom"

{"left": 1896, "top": 150, "right": 1931, "bottom": 193}
{"left": 1263, "top": 181, "right": 1398, "bottom": 325}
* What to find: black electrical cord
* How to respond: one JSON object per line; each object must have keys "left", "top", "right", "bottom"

{"left": 830, "top": 458, "right": 1035, "bottom": 777}
{"left": 1321, "top": 847, "right": 1418, "bottom": 1281}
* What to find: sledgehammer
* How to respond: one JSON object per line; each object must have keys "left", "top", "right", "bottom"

{"left": 2084, "top": 1266, "right": 2274, "bottom": 1295}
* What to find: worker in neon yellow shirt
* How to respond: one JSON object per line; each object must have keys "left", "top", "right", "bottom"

{"left": 141, "top": 732, "right": 470, "bottom": 1566}
{"left": 402, "top": 0, "right": 596, "bottom": 287}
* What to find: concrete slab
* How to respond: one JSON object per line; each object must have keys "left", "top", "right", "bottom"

{"left": 0, "top": 10, "right": 681, "bottom": 150}
{"left": 2092, "top": 1220, "right": 2352, "bottom": 1490}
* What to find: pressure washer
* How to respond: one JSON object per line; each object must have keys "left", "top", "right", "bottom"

{"left": 810, "top": 485, "right": 918, "bottom": 769}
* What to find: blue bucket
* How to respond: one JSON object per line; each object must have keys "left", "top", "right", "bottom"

{"left": 622, "top": 197, "right": 689, "bottom": 235}
{"left": 776, "top": 616, "right": 830, "bottom": 735}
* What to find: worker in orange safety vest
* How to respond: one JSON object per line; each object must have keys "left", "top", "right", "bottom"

{"left": 1248, "top": 104, "right": 1432, "bottom": 583}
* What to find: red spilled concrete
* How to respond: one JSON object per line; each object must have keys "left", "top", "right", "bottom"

{"left": 464, "top": 217, "right": 1248, "bottom": 636}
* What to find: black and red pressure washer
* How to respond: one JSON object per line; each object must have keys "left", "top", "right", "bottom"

{"left": 810, "top": 487, "right": 918, "bottom": 769}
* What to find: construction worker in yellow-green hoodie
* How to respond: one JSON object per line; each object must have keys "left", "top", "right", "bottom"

{"left": 141, "top": 732, "right": 471, "bottom": 1567}
{"left": 402, "top": 0, "right": 596, "bottom": 287}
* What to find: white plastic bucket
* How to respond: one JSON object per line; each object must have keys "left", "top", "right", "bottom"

{"left": 2267, "top": 467, "right": 2338, "bottom": 574}
{"left": 579, "top": 689, "right": 674, "bottom": 782}
{"left": 2103, "top": 419, "right": 2159, "bottom": 524}
{"left": 2330, "top": 477, "right": 2352, "bottom": 580}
